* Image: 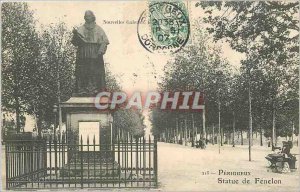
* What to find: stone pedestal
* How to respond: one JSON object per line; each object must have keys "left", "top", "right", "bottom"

{"left": 61, "top": 97, "right": 117, "bottom": 177}
{"left": 61, "top": 97, "right": 113, "bottom": 145}
{"left": 60, "top": 161, "right": 120, "bottom": 178}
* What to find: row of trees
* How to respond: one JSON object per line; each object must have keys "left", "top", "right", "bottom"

{"left": 150, "top": 2, "right": 299, "bottom": 152}
{"left": 2, "top": 2, "right": 145, "bottom": 139}
{"left": 2, "top": 3, "right": 75, "bottom": 135}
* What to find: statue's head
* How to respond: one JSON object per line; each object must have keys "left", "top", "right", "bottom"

{"left": 84, "top": 10, "right": 96, "bottom": 23}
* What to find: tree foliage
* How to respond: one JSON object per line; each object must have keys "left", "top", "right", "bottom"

{"left": 197, "top": 1, "right": 299, "bottom": 139}
{"left": 26, "top": 21, "right": 76, "bottom": 133}
{"left": 114, "top": 109, "right": 145, "bottom": 138}
{"left": 151, "top": 2, "right": 299, "bottom": 144}
{"left": 2, "top": 2, "right": 40, "bottom": 132}
{"left": 151, "top": 30, "right": 233, "bottom": 137}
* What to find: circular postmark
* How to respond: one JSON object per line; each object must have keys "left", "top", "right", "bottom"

{"left": 137, "top": 2, "right": 190, "bottom": 54}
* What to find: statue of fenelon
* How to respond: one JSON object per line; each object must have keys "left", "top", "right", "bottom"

{"left": 72, "top": 10, "right": 109, "bottom": 96}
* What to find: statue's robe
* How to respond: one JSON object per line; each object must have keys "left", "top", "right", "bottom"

{"left": 72, "top": 23, "right": 109, "bottom": 96}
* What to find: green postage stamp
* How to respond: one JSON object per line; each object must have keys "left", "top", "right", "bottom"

{"left": 138, "top": 1, "right": 190, "bottom": 54}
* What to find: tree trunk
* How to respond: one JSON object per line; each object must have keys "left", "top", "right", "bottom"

{"left": 165, "top": 130, "right": 168, "bottom": 142}
{"left": 241, "top": 129, "right": 243, "bottom": 145}
{"left": 272, "top": 108, "right": 276, "bottom": 146}
{"left": 246, "top": 40, "right": 253, "bottom": 161}
{"left": 212, "top": 124, "right": 215, "bottom": 145}
{"left": 292, "top": 121, "right": 294, "bottom": 141}
{"left": 227, "top": 133, "right": 230, "bottom": 145}
{"left": 15, "top": 96, "right": 21, "bottom": 133}
{"left": 188, "top": 129, "right": 191, "bottom": 144}
{"left": 180, "top": 121, "right": 183, "bottom": 145}
{"left": 227, "top": 132, "right": 230, "bottom": 145}
{"left": 37, "top": 117, "right": 43, "bottom": 137}
{"left": 221, "top": 127, "right": 223, "bottom": 146}
{"left": 203, "top": 108, "right": 206, "bottom": 141}
{"left": 184, "top": 119, "right": 187, "bottom": 146}
{"left": 176, "top": 118, "right": 179, "bottom": 144}
{"left": 232, "top": 112, "right": 235, "bottom": 147}
{"left": 173, "top": 127, "right": 176, "bottom": 143}
{"left": 192, "top": 114, "right": 195, "bottom": 147}
{"left": 167, "top": 128, "right": 170, "bottom": 142}
{"left": 218, "top": 89, "right": 221, "bottom": 150}
{"left": 165, "top": 129, "right": 167, "bottom": 142}
{"left": 260, "top": 125, "right": 263, "bottom": 146}
{"left": 195, "top": 123, "right": 198, "bottom": 143}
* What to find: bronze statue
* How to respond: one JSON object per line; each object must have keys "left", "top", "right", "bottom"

{"left": 72, "top": 10, "right": 109, "bottom": 96}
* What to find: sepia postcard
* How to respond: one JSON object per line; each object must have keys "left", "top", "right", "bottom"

{"left": 1, "top": 1, "right": 299, "bottom": 191}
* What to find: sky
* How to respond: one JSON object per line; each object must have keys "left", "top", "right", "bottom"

{"left": 24, "top": 1, "right": 245, "bottom": 135}
{"left": 29, "top": 1, "right": 244, "bottom": 93}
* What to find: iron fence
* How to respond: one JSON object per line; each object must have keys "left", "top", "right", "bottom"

{"left": 5, "top": 134, "right": 158, "bottom": 189}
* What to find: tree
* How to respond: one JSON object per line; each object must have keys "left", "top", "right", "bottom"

{"left": 104, "top": 65, "right": 145, "bottom": 139}
{"left": 151, "top": 29, "right": 233, "bottom": 146}
{"left": 197, "top": 1, "right": 298, "bottom": 56}
{"left": 2, "top": 2, "right": 41, "bottom": 133}
{"left": 114, "top": 109, "right": 145, "bottom": 139}
{"left": 105, "top": 66, "right": 122, "bottom": 92}
{"left": 198, "top": 1, "right": 299, "bottom": 151}
{"left": 24, "top": 21, "right": 76, "bottom": 135}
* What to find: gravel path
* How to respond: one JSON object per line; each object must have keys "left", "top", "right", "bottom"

{"left": 1, "top": 143, "right": 299, "bottom": 191}
{"left": 157, "top": 142, "right": 300, "bottom": 192}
